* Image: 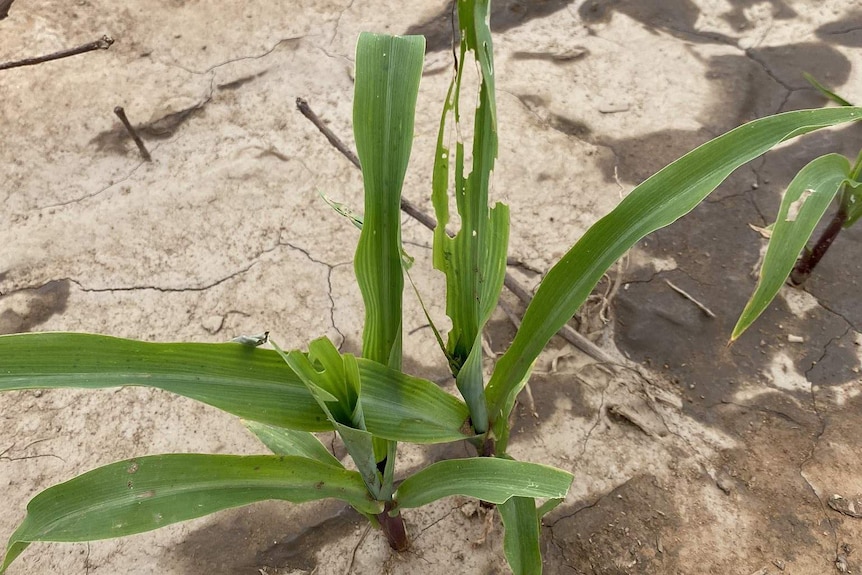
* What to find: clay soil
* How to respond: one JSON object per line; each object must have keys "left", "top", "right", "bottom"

{"left": 1, "top": 1, "right": 861, "bottom": 574}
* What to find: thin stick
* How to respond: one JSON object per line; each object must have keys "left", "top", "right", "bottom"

{"left": 664, "top": 279, "right": 716, "bottom": 318}
{"left": 296, "top": 97, "right": 439, "bottom": 233}
{"left": 297, "top": 97, "right": 618, "bottom": 364}
{"left": 114, "top": 106, "right": 152, "bottom": 162}
{"left": 0, "top": 35, "right": 113, "bottom": 71}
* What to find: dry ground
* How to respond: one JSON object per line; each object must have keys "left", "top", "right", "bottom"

{"left": 1, "top": 1, "right": 861, "bottom": 574}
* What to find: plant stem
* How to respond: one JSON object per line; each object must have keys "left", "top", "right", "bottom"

{"left": 481, "top": 435, "right": 496, "bottom": 457}
{"left": 376, "top": 502, "right": 409, "bottom": 551}
{"left": 790, "top": 204, "right": 848, "bottom": 286}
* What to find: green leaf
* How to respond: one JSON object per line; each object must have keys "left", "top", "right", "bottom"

{"left": 321, "top": 193, "right": 363, "bottom": 229}
{"left": 485, "top": 106, "right": 862, "bottom": 450}
{"left": 243, "top": 421, "right": 343, "bottom": 468}
{"left": 732, "top": 154, "right": 852, "bottom": 340}
{"left": 394, "top": 457, "right": 572, "bottom": 509}
{"left": 0, "top": 333, "right": 470, "bottom": 444}
{"left": 353, "top": 32, "right": 425, "bottom": 370}
{"left": 0, "top": 454, "right": 381, "bottom": 573}
{"left": 498, "top": 497, "right": 543, "bottom": 575}
{"left": 432, "top": 0, "right": 509, "bottom": 432}
{"left": 803, "top": 72, "right": 854, "bottom": 107}
{"left": 0, "top": 332, "right": 328, "bottom": 431}
{"left": 274, "top": 337, "right": 360, "bottom": 428}
{"left": 357, "top": 358, "right": 472, "bottom": 444}
{"left": 843, "top": 180, "right": 862, "bottom": 227}
{"left": 842, "top": 149, "right": 862, "bottom": 227}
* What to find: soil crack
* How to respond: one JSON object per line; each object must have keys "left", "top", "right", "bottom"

{"left": 279, "top": 240, "right": 347, "bottom": 350}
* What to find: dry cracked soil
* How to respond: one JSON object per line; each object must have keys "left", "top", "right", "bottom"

{"left": 1, "top": 1, "right": 861, "bottom": 574}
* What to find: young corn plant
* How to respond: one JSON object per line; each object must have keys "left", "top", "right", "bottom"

{"left": 781, "top": 75, "right": 862, "bottom": 289}
{"left": 0, "top": 29, "right": 573, "bottom": 575}
{"left": 1, "top": 1, "right": 861, "bottom": 573}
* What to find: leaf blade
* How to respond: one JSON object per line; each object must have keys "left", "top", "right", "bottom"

{"left": 731, "top": 154, "right": 851, "bottom": 340}
{"left": 485, "top": 106, "right": 862, "bottom": 447}
{"left": 394, "top": 457, "right": 572, "bottom": 509}
{"left": 1, "top": 454, "right": 381, "bottom": 573}
{"left": 357, "top": 358, "right": 472, "bottom": 444}
{"left": 243, "top": 421, "right": 343, "bottom": 468}
{"left": 353, "top": 32, "right": 425, "bottom": 369}
{"left": 0, "top": 333, "right": 470, "bottom": 444}
{"left": 0, "top": 332, "right": 329, "bottom": 431}
{"left": 498, "top": 496, "right": 543, "bottom": 575}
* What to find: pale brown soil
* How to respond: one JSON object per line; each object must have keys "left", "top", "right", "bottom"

{"left": 1, "top": 1, "right": 861, "bottom": 574}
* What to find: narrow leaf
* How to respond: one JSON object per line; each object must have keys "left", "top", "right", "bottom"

{"left": 731, "top": 154, "right": 851, "bottom": 340}
{"left": 320, "top": 193, "right": 363, "bottom": 229}
{"left": 432, "top": 0, "right": 509, "bottom": 432}
{"left": 1, "top": 454, "right": 381, "bottom": 573}
{"left": 0, "top": 332, "right": 328, "bottom": 431}
{"left": 243, "top": 421, "right": 343, "bottom": 468}
{"left": 485, "top": 106, "right": 862, "bottom": 450}
{"left": 803, "top": 72, "right": 854, "bottom": 107}
{"left": 357, "top": 358, "right": 472, "bottom": 443}
{"left": 353, "top": 32, "right": 425, "bottom": 369}
{"left": 499, "top": 496, "right": 543, "bottom": 575}
{"left": 0, "top": 333, "right": 470, "bottom": 444}
{"left": 394, "top": 457, "right": 572, "bottom": 509}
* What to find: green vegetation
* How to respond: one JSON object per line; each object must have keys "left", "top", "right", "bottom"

{"left": 1, "top": 2, "right": 860, "bottom": 573}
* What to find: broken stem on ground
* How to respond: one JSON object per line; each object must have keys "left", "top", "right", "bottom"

{"left": 114, "top": 106, "right": 152, "bottom": 162}
{"left": 0, "top": 35, "right": 114, "bottom": 71}
{"left": 296, "top": 97, "right": 617, "bottom": 365}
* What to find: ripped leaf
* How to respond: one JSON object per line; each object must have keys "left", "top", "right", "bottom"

{"left": 432, "top": 0, "right": 509, "bottom": 432}
{"left": 732, "top": 153, "right": 852, "bottom": 340}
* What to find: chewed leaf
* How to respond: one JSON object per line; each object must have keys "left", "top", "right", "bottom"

{"left": 732, "top": 153, "right": 851, "bottom": 341}
{"left": 321, "top": 193, "right": 363, "bottom": 229}
{"left": 785, "top": 188, "right": 814, "bottom": 222}
{"left": 231, "top": 331, "right": 269, "bottom": 346}
{"left": 431, "top": 0, "right": 508, "bottom": 432}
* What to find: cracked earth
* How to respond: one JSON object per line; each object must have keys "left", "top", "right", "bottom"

{"left": 2, "top": 1, "right": 861, "bottom": 574}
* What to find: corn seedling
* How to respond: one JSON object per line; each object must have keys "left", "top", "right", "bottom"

{"left": 1, "top": 1, "right": 860, "bottom": 573}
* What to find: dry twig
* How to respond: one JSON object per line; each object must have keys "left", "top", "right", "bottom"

{"left": 664, "top": 279, "right": 716, "bottom": 318}
{"left": 114, "top": 106, "right": 152, "bottom": 162}
{"left": 0, "top": 35, "right": 114, "bottom": 71}
{"left": 296, "top": 97, "right": 620, "bottom": 365}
